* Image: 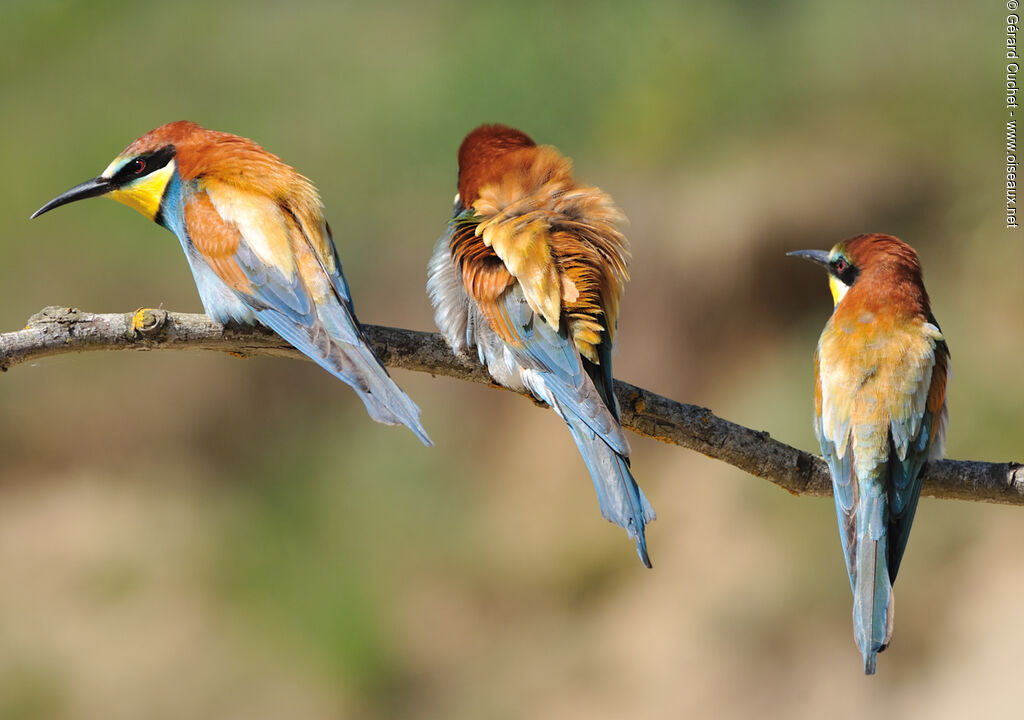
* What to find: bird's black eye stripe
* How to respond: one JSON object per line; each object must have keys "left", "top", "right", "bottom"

{"left": 111, "top": 145, "right": 176, "bottom": 186}
{"left": 830, "top": 255, "right": 860, "bottom": 285}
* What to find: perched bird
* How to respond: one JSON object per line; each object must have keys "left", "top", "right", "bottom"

{"left": 427, "top": 124, "right": 655, "bottom": 566}
{"left": 31, "top": 121, "right": 430, "bottom": 445}
{"left": 789, "top": 234, "right": 949, "bottom": 674}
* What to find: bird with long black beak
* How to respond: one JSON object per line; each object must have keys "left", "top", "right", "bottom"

{"left": 789, "top": 234, "right": 949, "bottom": 674}
{"left": 32, "top": 121, "right": 431, "bottom": 445}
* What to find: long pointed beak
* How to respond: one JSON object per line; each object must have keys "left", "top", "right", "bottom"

{"left": 786, "top": 249, "right": 831, "bottom": 268}
{"left": 30, "top": 176, "right": 113, "bottom": 219}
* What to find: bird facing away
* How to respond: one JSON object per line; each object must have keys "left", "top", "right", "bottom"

{"left": 789, "top": 234, "right": 949, "bottom": 674}
{"left": 31, "top": 121, "right": 430, "bottom": 445}
{"left": 427, "top": 124, "right": 655, "bottom": 566}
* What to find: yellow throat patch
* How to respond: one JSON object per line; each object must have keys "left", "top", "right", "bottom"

{"left": 104, "top": 158, "right": 176, "bottom": 221}
{"left": 828, "top": 274, "right": 849, "bottom": 306}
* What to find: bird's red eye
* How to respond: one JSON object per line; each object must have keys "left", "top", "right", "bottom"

{"left": 835, "top": 258, "right": 848, "bottom": 273}
{"left": 130, "top": 158, "right": 146, "bottom": 174}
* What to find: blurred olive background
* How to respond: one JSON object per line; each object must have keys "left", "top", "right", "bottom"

{"left": 1, "top": 1, "right": 1021, "bottom": 718}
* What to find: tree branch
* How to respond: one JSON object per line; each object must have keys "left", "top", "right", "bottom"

{"left": 2, "top": 306, "right": 1021, "bottom": 505}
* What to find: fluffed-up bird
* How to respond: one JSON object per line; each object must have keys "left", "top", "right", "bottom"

{"left": 789, "top": 233, "right": 949, "bottom": 674}
{"left": 31, "top": 121, "right": 430, "bottom": 445}
{"left": 427, "top": 124, "right": 655, "bottom": 566}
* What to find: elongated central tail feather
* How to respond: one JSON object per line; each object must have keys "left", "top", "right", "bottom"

{"left": 565, "top": 414, "right": 655, "bottom": 568}
{"left": 853, "top": 491, "right": 894, "bottom": 675}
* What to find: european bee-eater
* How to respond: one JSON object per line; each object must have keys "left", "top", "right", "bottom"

{"left": 427, "top": 124, "right": 655, "bottom": 566}
{"left": 789, "top": 233, "right": 949, "bottom": 674}
{"left": 31, "top": 121, "right": 431, "bottom": 445}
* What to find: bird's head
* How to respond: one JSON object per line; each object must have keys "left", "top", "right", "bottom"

{"left": 456, "top": 124, "right": 536, "bottom": 209}
{"left": 31, "top": 121, "right": 306, "bottom": 226}
{"left": 30, "top": 121, "right": 205, "bottom": 224}
{"left": 788, "top": 233, "right": 927, "bottom": 310}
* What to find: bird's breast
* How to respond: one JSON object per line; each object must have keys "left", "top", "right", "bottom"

{"left": 817, "top": 313, "right": 939, "bottom": 474}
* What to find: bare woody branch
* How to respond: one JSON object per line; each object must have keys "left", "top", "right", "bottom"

{"left": 2, "top": 306, "right": 1021, "bottom": 505}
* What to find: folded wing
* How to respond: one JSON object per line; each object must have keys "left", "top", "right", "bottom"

{"left": 185, "top": 181, "right": 431, "bottom": 445}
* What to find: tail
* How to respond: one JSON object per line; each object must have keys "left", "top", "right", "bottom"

{"left": 255, "top": 307, "right": 432, "bottom": 446}
{"left": 327, "top": 337, "right": 433, "bottom": 447}
{"left": 565, "top": 414, "right": 655, "bottom": 568}
{"left": 853, "top": 491, "right": 895, "bottom": 675}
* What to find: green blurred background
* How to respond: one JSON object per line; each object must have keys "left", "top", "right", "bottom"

{"left": 1, "top": 1, "right": 1021, "bottom": 717}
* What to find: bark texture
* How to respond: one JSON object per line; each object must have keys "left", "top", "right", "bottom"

{"left": 2, "top": 306, "right": 1021, "bottom": 505}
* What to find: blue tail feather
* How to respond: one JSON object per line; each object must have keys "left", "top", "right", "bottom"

{"left": 565, "top": 413, "right": 655, "bottom": 568}
{"left": 255, "top": 306, "right": 432, "bottom": 446}
{"left": 863, "top": 650, "right": 877, "bottom": 675}
{"left": 852, "top": 490, "right": 892, "bottom": 675}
